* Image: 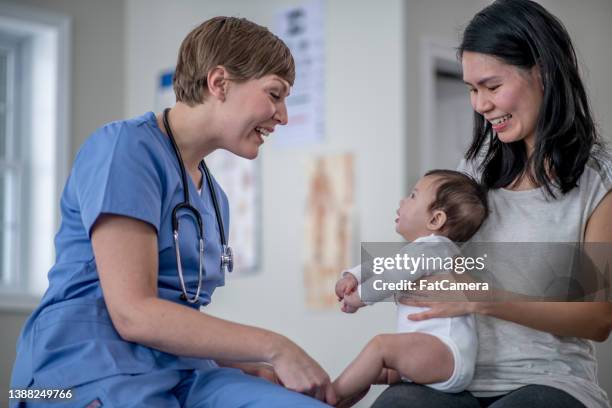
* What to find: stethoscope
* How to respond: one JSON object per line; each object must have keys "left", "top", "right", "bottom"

{"left": 162, "top": 108, "right": 233, "bottom": 304}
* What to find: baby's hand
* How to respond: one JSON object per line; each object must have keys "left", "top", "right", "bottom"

{"left": 335, "top": 274, "right": 358, "bottom": 301}
{"left": 341, "top": 291, "right": 365, "bottom": 313}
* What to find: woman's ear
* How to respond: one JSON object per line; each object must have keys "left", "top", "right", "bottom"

{"left": 207, "top": 66, "right": 229, "bottom": 101}
{"left": 531, "top": 62, "right": 544, "bottom": 92}
{"left": 427, "top": 209, "right": 447, "bottom": 232}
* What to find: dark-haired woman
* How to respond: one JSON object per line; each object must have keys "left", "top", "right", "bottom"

{"left": 373, "top": 0, "right": 612, "bottom": 407}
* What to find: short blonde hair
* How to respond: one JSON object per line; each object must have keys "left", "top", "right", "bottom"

{"left": 173, "top": 16, "right": 295, "bottom": 106}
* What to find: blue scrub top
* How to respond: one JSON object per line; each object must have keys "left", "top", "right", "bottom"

{"left": 11, "top": 112, "right": 230, "bottom": 390}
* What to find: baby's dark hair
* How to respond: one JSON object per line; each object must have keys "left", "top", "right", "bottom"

{"left": 424, "top": 169, "right": 489, "bottom": 242}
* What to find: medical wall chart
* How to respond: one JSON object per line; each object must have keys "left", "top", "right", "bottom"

{"left": 273, "top": 0, "right": 325, "bottom": 147}
{"left": 303, "top": 153, "right": 354, "bottom": 309}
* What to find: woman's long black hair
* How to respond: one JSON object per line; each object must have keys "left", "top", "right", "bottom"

{"left": 459, "top": 0, "right": 600, "bottom": 197}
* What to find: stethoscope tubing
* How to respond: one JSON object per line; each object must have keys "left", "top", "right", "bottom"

{"left": 162, "top": 108, "right": 232, "bottom": 304}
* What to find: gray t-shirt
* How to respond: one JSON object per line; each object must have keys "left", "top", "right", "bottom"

{"left": 458, "top": 146, "right": 612, "bottom": 408}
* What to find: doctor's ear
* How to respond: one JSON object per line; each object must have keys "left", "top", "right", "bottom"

{"left": 427, "top": 209, "right": 447, "bottom": 232}
{"left": 207, "top": 66, "right": 230, "bottom": 101}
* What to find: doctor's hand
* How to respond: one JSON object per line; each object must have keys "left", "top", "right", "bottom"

{"left": 335, "top": 274, "right": 358, "bottom": 301}
{"left": 215, "top": 361, "right": 280, "bottom": 384}
{"left": 270, "top": 337, "right": 337, "bottom": 405}
{"left": 249, "top": 363, "right": 280, "bottom": 384}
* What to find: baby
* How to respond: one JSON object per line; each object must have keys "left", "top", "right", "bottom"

{"left": 333, "top": 169, "right": 488, "bottom": 401}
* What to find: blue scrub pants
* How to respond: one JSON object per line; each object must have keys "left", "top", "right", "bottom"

{"left": 14, "top": 367, "right": 330, "bottom": 408}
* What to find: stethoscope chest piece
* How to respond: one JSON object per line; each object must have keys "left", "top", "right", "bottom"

{"left": 222, "top": 244, "right": 234, "bottom": 273}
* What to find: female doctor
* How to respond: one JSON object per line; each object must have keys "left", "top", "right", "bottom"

{"left": 10, "top": 17, "right": 336, "bottom": 407}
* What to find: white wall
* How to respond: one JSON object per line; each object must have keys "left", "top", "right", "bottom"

{"left": 538, "top": 0, "right": 612, "bottom": 143}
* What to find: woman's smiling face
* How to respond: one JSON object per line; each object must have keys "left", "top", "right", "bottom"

{"left": 219, "top": 74, "right": 290, "bottom": 159}
{"left": 462, "top": 51, "right": 544, "bottom": 151}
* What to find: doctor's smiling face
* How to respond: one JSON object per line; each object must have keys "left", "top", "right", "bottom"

{"left": 171, "top": 16, "right": 295, "bottom": 160}
{"left": 462, "top": 51, "right": 543, "bottom": 150}
{"left": 219, "top": 74, "right": 290, "bottom": 160}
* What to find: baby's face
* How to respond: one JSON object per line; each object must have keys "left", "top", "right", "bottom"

{"left": 395, "top": 175, "right": 439, "bottom": 241}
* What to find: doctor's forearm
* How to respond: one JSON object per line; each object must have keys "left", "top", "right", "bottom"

{"left": 476, "top": 301, "right": 612, "bottom": 341}
{"left": 119, "top": 297, "right": 290, "bottom": 364}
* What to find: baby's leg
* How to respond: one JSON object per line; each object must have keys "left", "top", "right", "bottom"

{"left": 333, "top": 332, "right": 454, "bottom": 401}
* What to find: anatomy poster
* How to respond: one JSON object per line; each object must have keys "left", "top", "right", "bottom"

{"left": 304, "top": 153, "right": 354, "bottom": 309}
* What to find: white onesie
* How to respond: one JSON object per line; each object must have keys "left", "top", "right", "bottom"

{"left": 344, "top": 234, "right": 477, "bottom": 393}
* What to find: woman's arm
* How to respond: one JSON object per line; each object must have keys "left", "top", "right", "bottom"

{"left": 405, "top": 192, "right": 612, "bottom": 342}
{"left": 92, "top": 214, "right": 336, "bottom": 403}
{"left": 476, "top": 302, "right": 611, "bottom": 341}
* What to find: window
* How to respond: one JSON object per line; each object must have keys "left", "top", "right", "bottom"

{"left": 0, "top": 39, "right": 18, "bottom": 289}
{"left": 0, "top": 4, "right": 71, "bottom": 309}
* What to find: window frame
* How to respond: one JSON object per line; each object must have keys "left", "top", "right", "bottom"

{"left": 0, "top": 36, "right": 21, "bottom": 290}
{"left": 0, "top": 3, "right": 71, "bottom": 310}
